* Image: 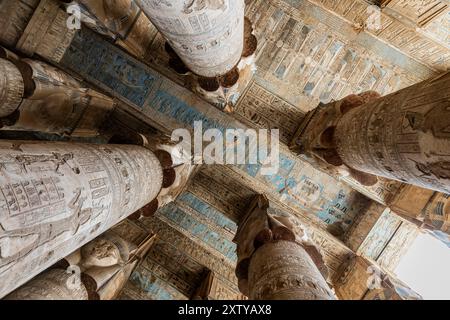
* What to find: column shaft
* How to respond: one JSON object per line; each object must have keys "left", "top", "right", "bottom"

{"left": 333, "top": 256, "right": 422, "bottom": 300}
{"left": 0, "top": 141, "right": 163, "bottom": 298}
{"left": 136, "top": 0, "right": 245, "bottom": 77}
{"left": 335, "top": 72, "right": 450, "bottom": 194}
{"left": 76, "top": 0, "right": 141, "bottom": 37}
{"left": 5, "top": 219, "right": 157, "bottom": 300}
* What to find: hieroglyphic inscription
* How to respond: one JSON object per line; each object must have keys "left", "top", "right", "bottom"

{"left": 52, "top": 17, "right": 373, "bottom": 287}
{"left": 357, "top": 209, "right": 403, "bottom": 262}
{"left": 133, "top": 239, "right": 207, "bottom": 298}
{"left": 209, "top": 274, "right": 247, "bottom": 300}
{"left": 376, "top": 220, "right": 419, "bottom": 272}
{"left": 126, "top": 267, "right": 188, "bottom": 300}
{"left": 16, "top": 0, "right": 77, "bottom": 62}
{"left": 137, "top": 0, "right": 245, "bottom": 77}
{"left": 0, "top": 0, "right": 39, "bottom": 47}
{"left": 137, "top": 217, "right": 237, "bottom": 285}
{"left": 156, "top": 203, "right": 237, "bottom": 263}
{"left": 342, "top": 201, "right": 388, "bottom": 253}
{"left": 248, "top": 241, "right": 335, "bottom": 300}
{"left": 5, "top": 268, "right": 89, "bottom": 300}
{"left": 188, "top": 168, "right": 255, "bottom": 223}
{"left": 177, "top": 192, "right": 237, "bottom": 238}
{"left": 0, "top": 141, "right": 163, "bottom": 298}
{"left": 334, "top": 256, "right": 422, "bottom": 300}
{"left": 382, "top": 0, "right": 448, "bottom": 27}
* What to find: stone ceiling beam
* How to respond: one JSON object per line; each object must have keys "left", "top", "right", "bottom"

{"left": 291, "top": 72, "right": 450, "bottom": 238}
{"left": 0, "top": 54, "right": 115, "bottom": 137}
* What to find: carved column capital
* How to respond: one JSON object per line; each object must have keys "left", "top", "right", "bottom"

{"left": 234, "top": 195, "right": 335, "bottom": 300}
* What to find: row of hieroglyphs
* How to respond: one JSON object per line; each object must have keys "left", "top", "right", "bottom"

{"left": 298, "top": 0, "right": 449, "bottom": 70}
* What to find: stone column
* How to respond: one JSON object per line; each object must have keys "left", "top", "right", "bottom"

{"left": 135, "top": 0, "right": 255, "bottom": 110}
{"left": 291, "top": 73, "right": 450, "bottom": 238}
{"left": 0, "top": 59, "right": 24, "bottom": 119}
{"left": 248, "top": 241, "right": 335, "bottom": 300}
{"left": 291, "top": 72, "right": 450, "bottom": 194}
{"left": 107, "top": 130, "right": 197, "bottom": 219}
{"left": 5, "top": 219, "right": 157, "bottom": 300}
{"left": 65, "top": 0, "right": 141, "bottom": 38}
{"left": 136, "top": 0, "right": 245, "bottom": 78}
{"left": 59, "top": 0, "right": 157, "bottom": 62}
{"left": 233, "top": 195, "right": 336, "bottom": 300}
{"left": 334, "top": 72, "right": 450, "bottom": 194}
{"left": 333, "top": 255, "right": 422, "bottom": 300}
{"left": 192, "top": 270, "right": 247, "bottom": 300}
{"left": 0, "top": 140, "right": 163, "bottom": 298}
{"left": 28, "top": 0, "right": 255, "bottom": 109}
{"left": 3, "top": 269, "right": 89, "bottom": 300}
{"left": 0, "top": 55, "right": 115, "bottom": 137}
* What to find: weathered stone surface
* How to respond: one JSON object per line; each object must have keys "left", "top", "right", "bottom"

{"left": 0, "top": 141, "right": 163, "bottom": 298}
{"left": 77, "top": 0, "right": 141, "bottom": 37}
{"left": 4, "top": 268, "right": 89, "bottom": 300}
{"left": 245, "top": 0, "right": 435, "bottom": 110}
{"left": 0, "top": 0, "right": 40, "bottom": 47}
{"left": 390, "top": 184, "right": 450, "bottom": 236}
{"left": 193, "top": 270, "right": 247, "bottom": 300}
{"left": 234, "top": 195, "right": 334, "bottom": 300}
{"left": 136, "top": 0, "right": 245, "bottom": 78}
{"left": 1, "top": 57, "right": 115, "bottom": 137}
{"left": 5, "top": 218, "right": 156, "bottom": 300}
{"left": 342, "top": 201, "right": 388, "bottom": 253}
{"left": 9, "top": 0, "right": 448, "bottom": 301}
{"left": 376, "top": 221, "right": 419, "bottom": 272}
{"left": 122, "top": 237, "right": 207, "bottom": 300}
{"left": 13, "top": 0, "right": 76, "bottom": 62}
{"left": 380, "top": 0, "right": 448, "bottom": 28}
{"left": 335, "top": 72, "right": 450, "bottom": 194}
{"left": 248, "top": 241, "right": 335, "bottom": 300}
{"left": 306, "top": 0, "right": 449, "bottom": 71}
{"left": 333, "top": 256, "right": 422, "bottom": 300}
{"left": 115, "top": 11, "right": 159, "bottom": 61}
{"left": 0, "top": 59, "right": 24, "bottom": 118}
